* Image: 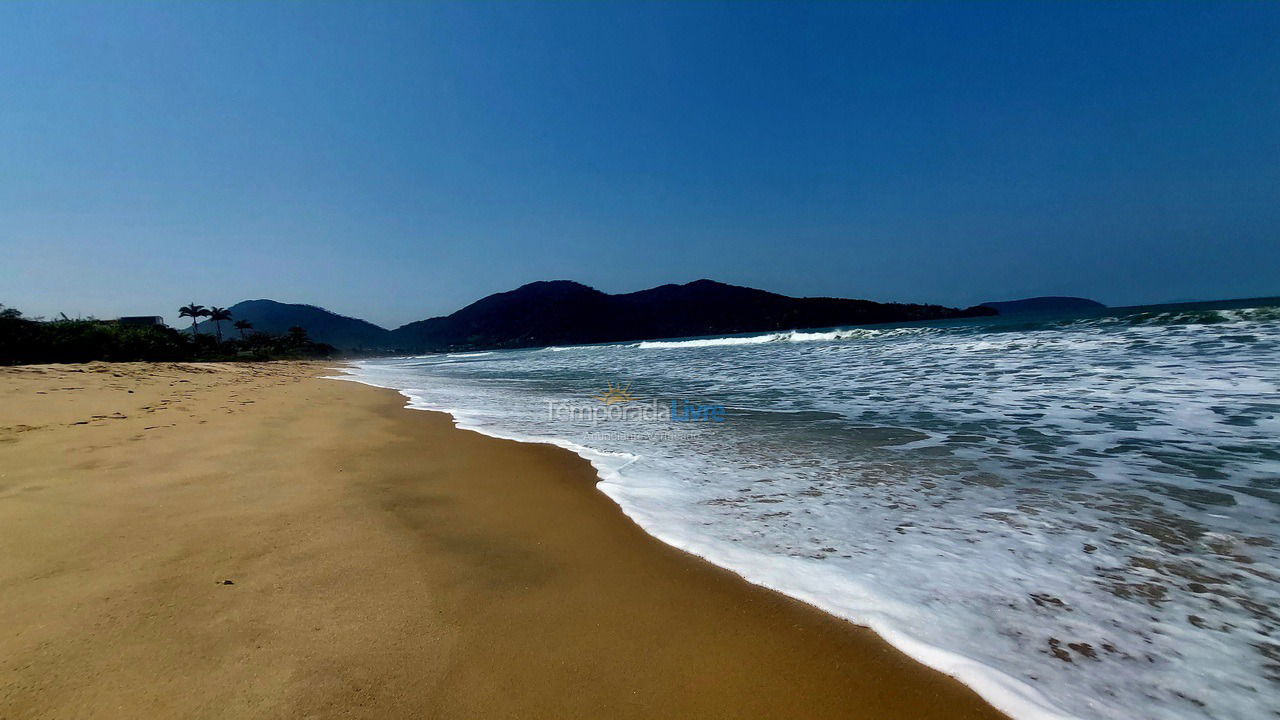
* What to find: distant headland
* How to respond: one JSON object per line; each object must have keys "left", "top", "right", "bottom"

{"left": 978, "top": 296, "right": 1107, "bottom": 315}
{"left": 7, "top": 282, "right": 1130, "bottom": 363}
{"left": 205, "top": 280, "right": 997, "bottom": 353}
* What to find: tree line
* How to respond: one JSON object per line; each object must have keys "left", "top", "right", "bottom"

{"left": 0, "top": 303, "right": 336, "bottom": 365}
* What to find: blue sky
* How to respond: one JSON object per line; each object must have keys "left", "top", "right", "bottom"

{"left": 1, "top": 2, "right": 1277, "bottom": 328}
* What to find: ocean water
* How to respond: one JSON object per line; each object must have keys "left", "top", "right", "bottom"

{"left": 335, "top": 299, "right": 1280, "bottom": 720}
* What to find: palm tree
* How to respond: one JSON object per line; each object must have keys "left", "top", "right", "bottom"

{"left": 178, "top": 303, "right": 210, "bottom": 337}
{"left": 207, "top": 307, "right": 232, "bottom": 344}
{"left": 234, "top": 319, "right": 253, "bottom": 339}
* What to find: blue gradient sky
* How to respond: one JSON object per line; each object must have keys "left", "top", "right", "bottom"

{"left": 2, "top": 2, "right": 1277, "bottom": 328}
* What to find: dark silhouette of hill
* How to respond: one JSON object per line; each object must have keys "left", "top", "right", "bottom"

{"left": 388, "top": 279, "right": 995, "bottom": 351}
{"left": 206, "top": 282, "right": 996, "bottom": 352}
{"left": 978, "top": 296, "right": 1105, "bottom": 315}
{"left": 198, "top": 300, "right": 392, "bottom": 350}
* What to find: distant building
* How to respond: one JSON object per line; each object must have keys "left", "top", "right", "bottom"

{"left": 115, "top": 316, "right": 166, "bottom": 327}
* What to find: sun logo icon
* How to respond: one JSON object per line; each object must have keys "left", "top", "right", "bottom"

{"left": 594, "top": 381, "right": 637, "bottom": 405}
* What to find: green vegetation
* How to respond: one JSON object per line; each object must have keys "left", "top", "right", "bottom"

{"left": 178, "top": 303, "right": 209, "bottom": 335}
{"left": 207, "top": 306, "right": 232, "bottom": 343}
{"left": 0, "top": 304, "right": 336, "bottom": 365}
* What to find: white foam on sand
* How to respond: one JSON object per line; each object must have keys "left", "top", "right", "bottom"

{"left": 328, "top": 365, "right": 1076, "bottom": 720}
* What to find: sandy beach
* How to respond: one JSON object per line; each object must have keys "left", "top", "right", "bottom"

{"left": 0, "top": 361, "right": 1004, "bottom": 719}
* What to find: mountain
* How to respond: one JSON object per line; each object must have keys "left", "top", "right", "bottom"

{"left": 978, "top": 296, "right": 1105, "bottom": 315}
{"left": 198, "top": 300, "right": 392, "bottom": 350}
{"left": 388, "top": 279, "right": 996, "bottom": 351}
{"left": 206, "top": 281, "right": 996, "bottom": 353}
{"left": 389, "top": 281, "right": 611, "bottom": 351}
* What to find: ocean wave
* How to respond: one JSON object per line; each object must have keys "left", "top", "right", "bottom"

{"left": 636, "top": 327, "right": 933, "bottom": 349}
{"left": 986, "top": 303, "right": 1280, "bottom": 335}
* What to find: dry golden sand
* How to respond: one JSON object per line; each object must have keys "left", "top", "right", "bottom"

{"left": 0, "top": 362, "right": 1006, "bottom": 719}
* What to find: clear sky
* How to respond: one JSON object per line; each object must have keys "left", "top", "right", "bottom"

{"left": 2, "top": 2, "right": 1277, "bottom": 329}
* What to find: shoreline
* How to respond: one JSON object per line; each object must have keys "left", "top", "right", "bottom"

{"left": 1, "top": 361, "right": 1006, "bottom": 719}
{"left": 338, "top": 365, "right": 1066, "bottom": 720}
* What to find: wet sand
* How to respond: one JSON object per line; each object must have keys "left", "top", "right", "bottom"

{"left": 0, "top": 361, "right": 1005, "bottom": 719}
